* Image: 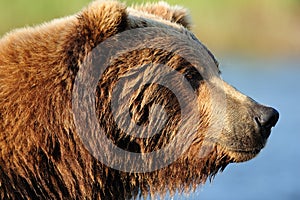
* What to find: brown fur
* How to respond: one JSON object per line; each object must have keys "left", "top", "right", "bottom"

{"left": 131, "top": 1, "right": 192, "bottom": 29}
{"left": 0, "top": 1, "right": 278, "bottom": 199}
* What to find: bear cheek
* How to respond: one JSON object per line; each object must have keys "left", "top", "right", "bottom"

{"left": 189, "top": 81, "right": 217, "bottom": 156}
{"left": 196, "top": 82, "right": 213, "bottom": 131}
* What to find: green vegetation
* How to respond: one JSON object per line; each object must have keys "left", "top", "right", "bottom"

{"left": 0, "top": 0, "right": 299, "bottom": 56}
{"left": 0, "top": 0, "right": 90, "bottom": 34}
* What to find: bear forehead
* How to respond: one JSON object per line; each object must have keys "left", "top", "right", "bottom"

{"left": 126, "top": 9, "right": 219, "bottom": 72}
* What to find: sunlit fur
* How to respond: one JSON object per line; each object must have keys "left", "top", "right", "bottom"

{"left": 0, "top": 1, "right": 273, "bottom": 199}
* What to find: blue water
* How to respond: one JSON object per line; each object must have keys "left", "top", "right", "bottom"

{"left": 180, "top": 58, "right": 300, "bottom": 200}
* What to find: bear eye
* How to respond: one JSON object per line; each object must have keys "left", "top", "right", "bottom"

{"left": 190, "top": 33, "right": 221, "bottom": 75}
{"left": 203, "top": 44, "right": 221, "bottom": 73}
{"left": 216, "top": 63, "right": 222, "bottom": 75}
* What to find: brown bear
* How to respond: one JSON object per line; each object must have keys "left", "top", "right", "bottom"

{"left": 0, "top": 1, "right": 279, "bottom": 199}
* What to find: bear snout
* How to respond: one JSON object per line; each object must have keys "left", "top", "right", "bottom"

{"left": 254, "top": 106, "right": 279, "bottom": 139}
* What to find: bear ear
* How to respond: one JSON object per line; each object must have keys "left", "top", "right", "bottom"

{"left": 78, "top": 0, "right": 128, "bottom": 47}
{"left": 132, "top": 1, "right": 192, "bottom": 29}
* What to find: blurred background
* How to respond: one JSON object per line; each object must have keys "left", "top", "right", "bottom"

{"left": 0, "top": 0, "right": 299, "bottom": 199}
{"left": 1, "top": 0, "right": 300, "bottom": 57}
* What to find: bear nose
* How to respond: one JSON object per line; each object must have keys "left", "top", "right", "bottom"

{"left": 255, "top": 107, "right": 279, "bottom": 129}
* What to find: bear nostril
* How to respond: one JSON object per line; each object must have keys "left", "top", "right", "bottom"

{"left": 256, "top": 107, "right": 279, "bottom": 129}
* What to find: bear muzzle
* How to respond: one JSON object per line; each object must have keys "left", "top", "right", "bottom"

{"left": 211, "top": 81, "right": 280, "bottom": 162}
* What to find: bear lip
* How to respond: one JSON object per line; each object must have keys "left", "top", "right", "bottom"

{"left": 215, "top": 142, "right": 265, "bottom": 162}
{"left": 223, "top": 147, "right": 263, "bottom": 163}
{"left": 230, "top": 148, "right": 262, "bottom": 155}
{"left": 214, "top": 139, "right": 266, "bottom": 154}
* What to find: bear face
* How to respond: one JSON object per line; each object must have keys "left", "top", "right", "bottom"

{"left": 0, "top": 1, "right": 279, "bottom": 199}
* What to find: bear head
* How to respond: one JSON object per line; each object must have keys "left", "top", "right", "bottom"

{"left": 0, "top": 0, "right": 279, "bottom": 199}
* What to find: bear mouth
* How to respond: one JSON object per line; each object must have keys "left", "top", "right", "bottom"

{"left": 224, "top": 147, "right": 263, "bottom": 163}
{"left": 200, "top": 140, "right": 265, "bottom": 163}
{"left": 212, "top": 140, "right": 265, "bottom": 163}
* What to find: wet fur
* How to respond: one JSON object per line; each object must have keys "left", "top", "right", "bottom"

{"left": 0, "top": 1, "right": 258, "bottom": 199}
